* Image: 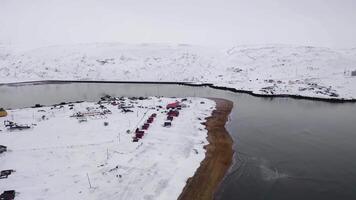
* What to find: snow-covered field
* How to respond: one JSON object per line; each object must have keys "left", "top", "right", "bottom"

{"left": 0, "top": 96, "right": 215, "bottom": 200}
{"left": 1, "top": 43, "right": 356, "bottom": 100}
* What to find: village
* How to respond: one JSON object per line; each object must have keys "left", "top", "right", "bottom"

{"left": 0, "top": 96, "right": 215, "bottom": 200}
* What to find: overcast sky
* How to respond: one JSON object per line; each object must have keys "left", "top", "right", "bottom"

{"left": 1, "top": 0, "right": 356, "bottom": 48}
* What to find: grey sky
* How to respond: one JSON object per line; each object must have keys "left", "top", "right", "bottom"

{"left": 0, "top": 0, "right": 356, "bottom": 48}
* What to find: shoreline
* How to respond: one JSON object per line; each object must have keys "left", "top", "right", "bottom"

{"left": 1, "top": 80, "right": 355, "bottom": 103}
{"left": 178, "top": 98, "right": 234, "bottom": 200}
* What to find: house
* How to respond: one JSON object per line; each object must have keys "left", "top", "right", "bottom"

{"left": 166, "top": 102, "right": 180, "bottom": 109}
{"left": 32, "top": 104, "right": 43, "bottom": 108}
{"left": 163, "top": 122, "right": 172, "bottom": 127}
{"left": 147, "top": 117, "right": 154, "bottom": 123}
{"left": 0, "top": 190, "right": 15, "bottom": 200}
{"left": 136, "top": 132, "right": 144, "bottom": 139}
{"left": 142, "top": 123, "right": 150, "bottom": 130}
{"left": 0, "top": 145, "right": 6, "bottom": 154}
{"left": 167, "top": 110, "right": 179, "bottom": 117}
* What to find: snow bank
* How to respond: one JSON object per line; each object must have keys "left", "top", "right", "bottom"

{"left": 0, "top": 97, "right": 215, "bottom": 200}
{"left": 1, "top": 43, "right": 356, "bottom": 100}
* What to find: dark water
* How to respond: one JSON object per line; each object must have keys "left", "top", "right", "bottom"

{"left": 1, "top": 82, "right": 356, "bottom": 200}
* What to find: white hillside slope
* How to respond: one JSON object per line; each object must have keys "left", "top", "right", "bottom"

{"left": 1, "top": 43, "right": 356, "bottom": 100}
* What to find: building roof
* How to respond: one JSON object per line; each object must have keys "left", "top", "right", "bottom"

{"left": 166, "top": 102, "right": 180, "bottom": 109}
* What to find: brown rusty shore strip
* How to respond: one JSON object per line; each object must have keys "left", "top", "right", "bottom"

{"left": 178, "top": 98, "right": 234, "bottom": 200}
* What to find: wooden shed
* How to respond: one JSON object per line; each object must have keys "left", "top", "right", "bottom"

{"left": 0, "top": 145, "right": 7, "bottom": 154}
{"left": 163, "top": 122, "right": 172, "bottom": 127}
{"left": 352, "top": 70, "right": 356, "bottom": 76}
{"left": 0, "top": 108, "right": 7, "bottom": 118}
{"left": 0, "top": 190, "right": 15, "bottom": 200}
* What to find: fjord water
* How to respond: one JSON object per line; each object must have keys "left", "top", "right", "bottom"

{"left": 1, "top": 82, "right": 356, "bottom": 200}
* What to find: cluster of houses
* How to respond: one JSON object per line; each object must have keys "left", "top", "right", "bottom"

{"left": 70, "top": 105, "right": 113, "bottom": 123}
{"left": 133, "top": 113, "right": 157, "bottom": 142}
{"left": 164, "top": 102, "right": 181, "bottom": 127}
{"left": 132, "top": 101, "right": 184, "bottom": 142}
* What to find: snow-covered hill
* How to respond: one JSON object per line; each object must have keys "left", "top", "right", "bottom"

{"left": 1, "top": 43, "right": 356, "bottom": 100}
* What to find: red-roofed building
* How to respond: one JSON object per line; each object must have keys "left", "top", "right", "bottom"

{"left": 166, "top": 102, "right": 180, "bottom": 109}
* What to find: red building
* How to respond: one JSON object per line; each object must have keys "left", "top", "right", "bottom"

{"left": 166, "top": 102, "right": 180, "bottom": 109}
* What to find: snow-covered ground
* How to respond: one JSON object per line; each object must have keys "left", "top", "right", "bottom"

{"left": 0, "top": 96, "right": 215, "bottom": 200}
{"left": 1, "top": 43, "right": 356, "bottom": 100}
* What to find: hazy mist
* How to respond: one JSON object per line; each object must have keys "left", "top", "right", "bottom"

{"left": 1, "top": 0, "right": 356, "bottom": 48}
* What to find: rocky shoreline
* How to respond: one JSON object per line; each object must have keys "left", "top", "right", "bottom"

{"left": 2, "top": 80, "right": 355, "bottom": 103}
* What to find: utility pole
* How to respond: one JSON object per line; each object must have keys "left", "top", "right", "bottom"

{"left": 86, "top": 173, "right": 92, "bottom": 188}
